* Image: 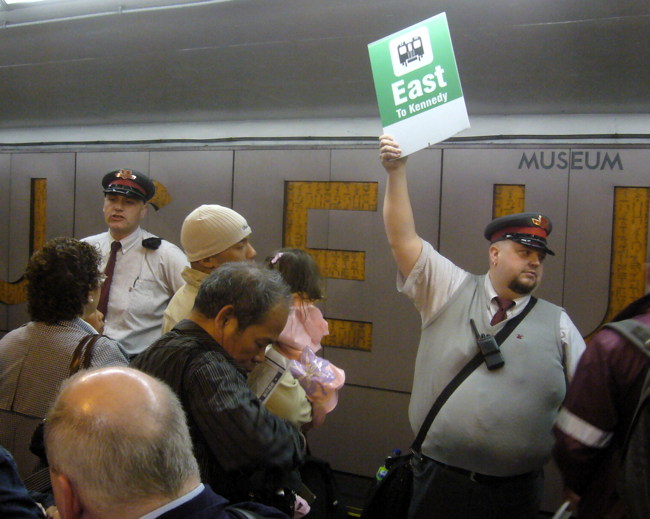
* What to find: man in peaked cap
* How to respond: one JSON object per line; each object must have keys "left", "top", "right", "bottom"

{"left": 484, "top": 212, "right": 554, "bottom": 255}
{"left": 378, "top": 135, "right": 585, "bottom": 519}
{"left": 83, "top": 169, "right": 188, "bottom": 357}
{"left": 101, "top": 167, "right": 157, "bottom": 202}
{"left": 482, "top": 212, "right": 555, "bottom": 300}
{"left": 162, "top": 204, "right": 257, "bottom": 334}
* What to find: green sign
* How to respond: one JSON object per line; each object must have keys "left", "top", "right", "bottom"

{"left": 368, "top": 12, "right": 469, "bottom": 156}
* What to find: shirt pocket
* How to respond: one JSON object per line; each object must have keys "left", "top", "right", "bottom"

{"left": 129, "top": 278, "right": 159, "bottom": 301}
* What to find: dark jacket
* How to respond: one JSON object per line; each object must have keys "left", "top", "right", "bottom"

{"left": 0, "top": 445, "right": 44, "bottom": 519}
{"left": 132, "top": 320, "right": 304, "bottom": 504}
{"left": 158, "top": 484, "right": 288, "bottom": 519}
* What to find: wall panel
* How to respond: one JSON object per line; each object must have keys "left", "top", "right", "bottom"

{"left": 233, "top": 149, "right": 331, "bottom": 261}
{"left": 8, "top": 152, "right": 76, "bottom": 330}
{"left": 307, "top": 385, "right": 412, "bottom": 476}
{"left": 566, "top": 148, "right": 650, "bottom": 335}
{"left": 0, "top": 154, "right": 10, "bottom": 335}
{"left": 325, "top": 148, "right": 441, "bottom": 390}
{"left": 148, "top": 150, "right": 234, "bottom": 247}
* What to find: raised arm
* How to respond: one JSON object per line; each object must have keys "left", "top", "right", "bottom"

{"left": 379, "top": 135, "right": 423, "bottom": 278}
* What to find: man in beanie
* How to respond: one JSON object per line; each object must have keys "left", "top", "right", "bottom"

{"left": 83, "top": 169, "right": 188, "bottom": 357}
{"left": 162, "top": 204, "right": 256, "bottom": 333}
{"left": 378, "top": 136, "right": 586, "bottom": 519}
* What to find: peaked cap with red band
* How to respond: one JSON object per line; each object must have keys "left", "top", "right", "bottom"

{"left": 484, "top": 212, "right": 555, "bottom": 256}
{"left": 102, "top": 168, "right": 156, "bottom": 202}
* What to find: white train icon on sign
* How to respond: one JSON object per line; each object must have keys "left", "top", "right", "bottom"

{"left": 390, "top": 26, "right": 434, "bottom": 77}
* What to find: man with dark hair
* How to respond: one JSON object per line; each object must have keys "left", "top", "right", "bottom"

{"left": 378, "top": 136, "right": 586, "bottom": 518}
{"left": 44, "top": 367, "right": 288, "bottom": 519}
{"left": 132, "top": 262, "right": 304, "bottom": 513}
{"left": 83, "top": 169, "right": 188, "bottom": 356}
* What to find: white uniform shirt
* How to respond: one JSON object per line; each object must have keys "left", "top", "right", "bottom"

{"left": 83, "top": 227, "right": 188, "bottom": 354}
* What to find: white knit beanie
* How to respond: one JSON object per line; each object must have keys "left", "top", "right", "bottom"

{"left": 181, "top": 205, "right": 251, "bottom": 262}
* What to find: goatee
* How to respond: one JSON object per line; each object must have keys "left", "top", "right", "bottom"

{"left": 509, "top": 278, "right": 535, "bottom": 295}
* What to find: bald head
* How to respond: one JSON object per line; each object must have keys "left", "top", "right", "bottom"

{"left": 55, "top": 367, "right": 164, "bottom": 436}
{"left": 45, "top": 367, "right": 199, "bottom": 519}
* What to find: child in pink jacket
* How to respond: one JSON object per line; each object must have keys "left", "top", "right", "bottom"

{"left": 267, "top": 248, "right": 345, "bottom": 427}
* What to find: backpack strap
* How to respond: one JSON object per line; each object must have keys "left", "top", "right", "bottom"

{"left": 603, "top": 318, "right": 650, "bottom": 456}
{"left": 603, "top": 319, "right": 650, "bottom": 358}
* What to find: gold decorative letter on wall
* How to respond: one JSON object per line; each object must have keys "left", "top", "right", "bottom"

{"left": 284, "top": 181, "right": 377, "bottom": 351}
{"left": 284, "top": 181, "right": 377, "bottom": 280}
{"left": 493, "top": 184, "right": 526, "bottom": 218}
{"left": 150, "top": 180, "right": 172, "bottom": 211}
{"left": 604, "top": 187, "right": 649, "bottom": 323}
{"left": 326, "top": 318, "right": 373, "bottom": 352}
{"left": 0, "top": 178, "right": 47, "bottom": 304}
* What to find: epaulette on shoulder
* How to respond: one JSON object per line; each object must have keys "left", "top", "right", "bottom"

{"left": 142, "top": 237, "right": 162, "bottom": 250}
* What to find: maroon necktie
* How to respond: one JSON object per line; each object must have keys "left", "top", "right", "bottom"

{"left": 97, "top": 241, "right": 121, "bottom": 317}
{"left": 491, "top": 297, "right": 514, "bottom": 325}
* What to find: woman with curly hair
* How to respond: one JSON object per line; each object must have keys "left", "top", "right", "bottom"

{"left": 0, "top": 237, "right": 128, "bottom": 481}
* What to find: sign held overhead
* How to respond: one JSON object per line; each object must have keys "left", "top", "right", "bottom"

{"left": 368, "top": 12, "right": 470, "bottom": 156}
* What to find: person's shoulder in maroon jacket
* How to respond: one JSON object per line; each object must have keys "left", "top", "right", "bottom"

{"left": 553, "top": 293, "right": 650, "bottom": 518}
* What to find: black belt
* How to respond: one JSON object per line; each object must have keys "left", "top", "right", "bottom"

{"left": 423, "top": 455, "right": 537, "bottom": 484}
